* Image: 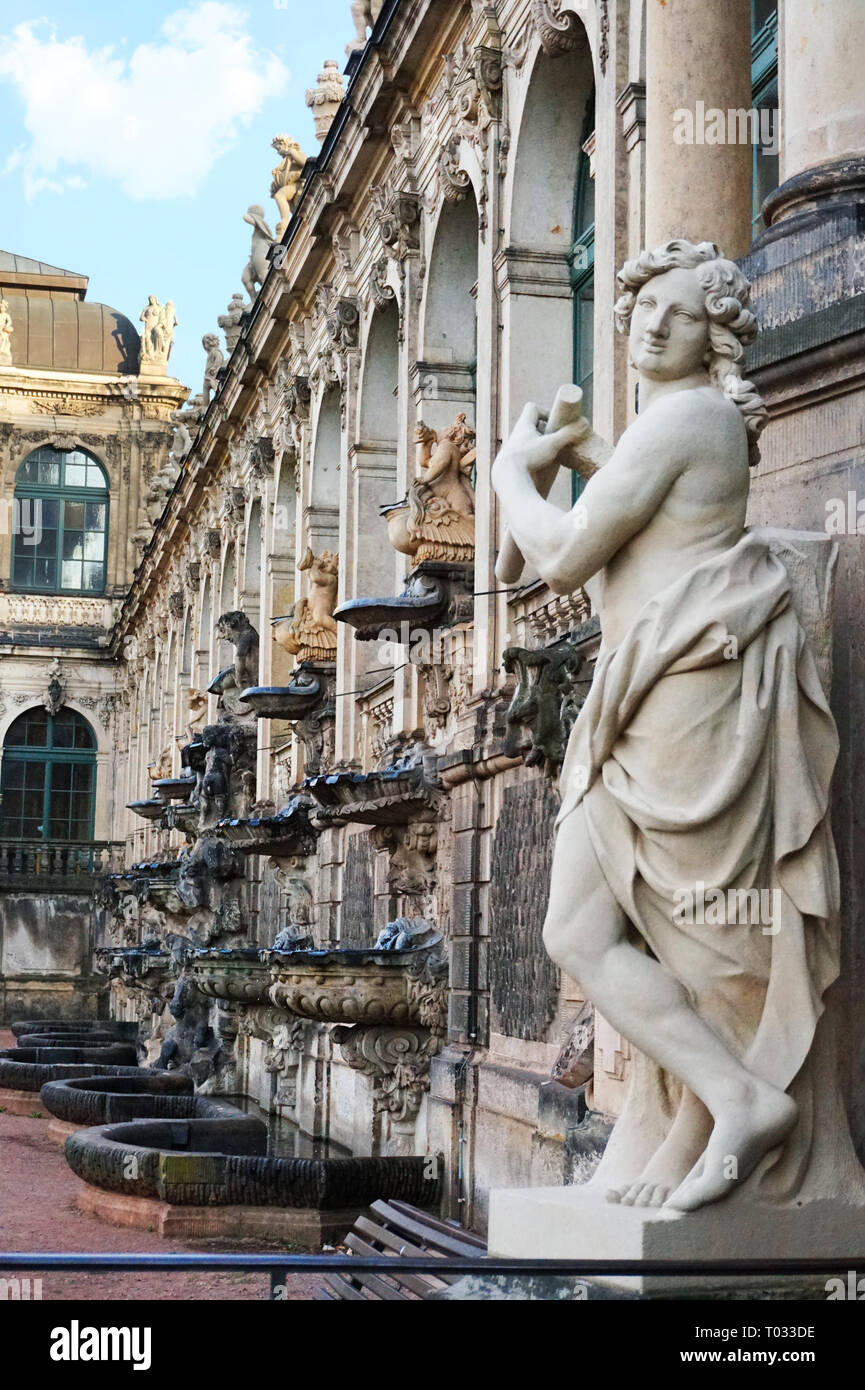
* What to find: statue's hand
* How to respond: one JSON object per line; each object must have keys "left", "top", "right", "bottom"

{"left": 493, "top": 403, "right": 589, "bottom": 489}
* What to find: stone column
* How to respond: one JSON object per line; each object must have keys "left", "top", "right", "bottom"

{"left": 781, "top": 0, "right": 865, "bottom": 184}
{"left": 645, "top": 0, "right": 752, "bottom": 258}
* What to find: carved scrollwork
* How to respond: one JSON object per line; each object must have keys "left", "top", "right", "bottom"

{"left": 533, "top": 0, "right": 582, "bottom": 55}
{"left": 439, "top": 136, "right": 472, "bottom": 204}
{"left": 369, "top": 256, "right": 397, "bottom": 312}
{"left": 333, "top": 1023, "right": 440, "bottom": 1123}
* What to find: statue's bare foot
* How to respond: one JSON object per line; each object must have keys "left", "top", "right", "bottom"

{"left": 607, "top": 1099, "right": 711, "bottom": 1209}
{"left": 664, "top": 1082, "right": 797, "bottom": 1212}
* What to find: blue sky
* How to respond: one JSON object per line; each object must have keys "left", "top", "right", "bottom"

{"left": 0, "top": 0, "right": 356, "bottom": 391}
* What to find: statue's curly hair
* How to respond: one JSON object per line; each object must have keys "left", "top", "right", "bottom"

{"left": 614, "top": 239, "right": 768, "bottom": 466}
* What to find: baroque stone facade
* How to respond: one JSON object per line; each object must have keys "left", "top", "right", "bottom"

{"left": 3, "top": 0, "right": 865, "bottom": 1236}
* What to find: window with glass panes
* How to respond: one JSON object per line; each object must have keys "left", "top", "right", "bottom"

{"left": 0, "top": 708, "right": 96, "bottom": 843}
{"left": 571, "top": 88, "right": 596, "bottom": 503}
{"left": 751, "top": 0, "right": 778, "bottom": 236}
{"left": 12, "top": 446, "right": 109, "bottom": 595}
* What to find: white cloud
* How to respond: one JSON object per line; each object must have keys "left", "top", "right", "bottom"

{"left": 0, "top": 4, "right": 288, "bottom": 199}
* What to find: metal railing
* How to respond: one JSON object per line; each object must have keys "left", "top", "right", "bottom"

{"left": 0, "top": 840, "right": 125, "bottom": 890}
{"left": 0, "top": 1251, "right": 858, "bottom": 1299}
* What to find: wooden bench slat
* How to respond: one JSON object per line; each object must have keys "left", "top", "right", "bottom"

{"left": 313, "top": 1287, "right": 337, "bottom": 1300}
{"left": 370, "top": 1200, "right": 487, "bottom": 1258}
{"left": 322, "top": 1272, "right": 369, "bottom": 1301}
{"left": 343, "top": 1266, "right": 416, "bottom": 1301}
{"left": 385, "top": 1200, "right": 487, "bottom": 1248}
{"left": 346, "top": 1232, "right": 442, "bottom": 1296}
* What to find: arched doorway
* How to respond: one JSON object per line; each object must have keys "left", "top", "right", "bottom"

{"left": 0, "top": 707, "right": 97, "bottom": 843}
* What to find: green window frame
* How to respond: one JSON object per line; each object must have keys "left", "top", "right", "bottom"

{"left": 571, "top": 89, "right": 596, "bottom": 503}
{"left": 12, "top": 445, "right": 109, "bottom": 596}
{"left": 0, "top": 708, "right": 97, "bottom": 843}
{"left": 751, "top": 1, "right": 779, "bottom": 236}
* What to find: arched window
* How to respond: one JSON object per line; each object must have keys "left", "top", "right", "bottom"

{"left": 571, "top": 87, "right": 596, "bottom": 500}
{"left": 0, "top": 708, "right": 96, "bottom": 843}
{"left": 12, "top": 446, "right": 109, "bottom": 595}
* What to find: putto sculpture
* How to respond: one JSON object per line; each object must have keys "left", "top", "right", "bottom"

{"left": 201, "top": 334, "right": 225, "bottom": 408}
{"left": 139, "top": 296, "right": 177, "bottom": 374}
{"left": 383, "top": 414, "right": 477, "bottom": 565}
{"left": 270, "top": 136, "right": 307, "bottom": 238}
{"left": 346, "top": 0, "right": 384, "bottom": 54}
{"left": 241, "top": 206, "right": 275, "bottom": 301}
{"left": 272, "top": 547, "right": 339, "bottom": 664}
{"left": 492, "top": 239, "right": 855, "bottom": 1215}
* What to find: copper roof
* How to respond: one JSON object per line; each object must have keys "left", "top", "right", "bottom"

{"left": 0, "top": 250, "right": 139, "bottom": 375}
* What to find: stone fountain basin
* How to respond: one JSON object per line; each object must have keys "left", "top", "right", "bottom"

{"left": 264, "top": 942, "right": 442, "bottom": 1025}
{"left": 152, "top": 777, "right": 197, "bottom": 803}
{"left": 239, "top": 679, "right": 322, "bottom": 721}
{"left": 333, "top": 587, "right": 447, "bottom": 642}
{"left": 190, "top": 949, "right": 272, "bottom": 1003}
{"left": 64, "top": 1110, "right": 440, "bottom": 1209}
{"left": 103, "top": 949, "right": 174, "bottom": 983}
{"left": 303, "top": 765, "right": 432, "bottom": 825}
{"left": 11, "top": 1019, "right": 138, "bottom": 1042}
{"left": 40, "top": 1073, "right": 196, "bottom": 1127}
{"left": 0, "top": 1054, "right": 142, "bottom": 1094}
{"left": 127, "top": 799, "right": 167, "bottom": 822}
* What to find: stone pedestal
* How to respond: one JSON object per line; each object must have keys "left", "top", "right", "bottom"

{"left": 488, "top": 1185, "right": 865, "bottom": 1296}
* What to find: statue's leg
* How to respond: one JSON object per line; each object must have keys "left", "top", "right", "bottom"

{"left": 542, "top": 802, "right": 798, "bottom": 1211}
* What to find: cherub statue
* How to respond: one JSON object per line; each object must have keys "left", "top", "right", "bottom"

{"left": 270, "top": 136, "right": 307, "bottom": 238}
{"left": 241, "top": 205, "right": 275, "bottom": 301}
{"left": 382, "top": 413, "right": 476, "bottom": 564}
{"left": 492, "top": 238, "right": 852, "bottom": 1214}
{"left": 272, "top": 547, "right": 339, "bottom": 664}
{"left": 202, "top": 334, "right": 225, "bottom": 407}
{"left": 215, "top": 611, "right": 260, "bottom": 693}
{"left": 184, "top": 688, "right": 209, "bottom": 742}
{"left": 147, "top": 746, "right": 173, "bottom": 782}
{"left": 347, "top": 0, "right": 384, "bottom": 54}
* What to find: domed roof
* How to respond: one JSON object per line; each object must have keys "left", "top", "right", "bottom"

{"left": 0, "top": 251, "right": 139, "bottom": 376}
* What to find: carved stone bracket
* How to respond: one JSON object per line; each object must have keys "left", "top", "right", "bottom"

{"left": 371, "top": 184, "right": 421, "bottom": 260}
{"left": 333, "top": 1023, "right": 440, "bottom": 1123}
{"left": 502, "top": 618, "right": 599, "bottom": 777}
{"left": 533, "top": 0, "right": 582, "bottom": 55}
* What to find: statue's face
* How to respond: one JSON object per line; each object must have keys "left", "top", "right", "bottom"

{"left": 629, "top": 266, "right": 710, "bottom": 381}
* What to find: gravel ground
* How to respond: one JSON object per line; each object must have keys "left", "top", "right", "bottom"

{"left": 0, "top": 1029, "right": 319, "bottom": 1302}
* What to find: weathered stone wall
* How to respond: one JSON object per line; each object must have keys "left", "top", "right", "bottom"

{"left": 0, "top": 892, "right": 105, "bottom": 1023}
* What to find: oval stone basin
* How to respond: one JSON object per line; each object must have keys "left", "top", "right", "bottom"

{"left": 264, "top": 940, "right": 445, "bottom": 1026}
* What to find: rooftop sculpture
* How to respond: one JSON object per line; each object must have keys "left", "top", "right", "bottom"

{"left": 270, "top": 136, "right": 307, "bottom": 238}
{"left": 138, "top": 295, "right": 177, "bottom": 375}
{"left": 241, "top": 206, "right": 275, "bottom": 301}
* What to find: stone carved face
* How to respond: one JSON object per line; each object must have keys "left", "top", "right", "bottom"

{"left": 628, "top": 265, "right": 710, "bottom": 382}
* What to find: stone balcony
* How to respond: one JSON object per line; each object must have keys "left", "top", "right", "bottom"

{"left": 0, "top": 839, "right": 126, "bottom": 892}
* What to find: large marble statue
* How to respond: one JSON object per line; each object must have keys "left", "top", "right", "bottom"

{"left": 273, "top": 547, "right": 339, "bottom": 664}
{"left": 492, "top": 239, "right": 854, "bottom": 1214}
{"left": 0, "top": 297, "right": 13, "bottom": 365}
{"left": 139, "top": 296, "right": 177, "bottom": 373}
{"left": 383, "top": 413, "right": 477, "bottom": 565}
{"left": 270, "top": 136, "right": 307, "bottom": 238}
{"left": 241, "top": 205, "right": 275, "bottom": 301}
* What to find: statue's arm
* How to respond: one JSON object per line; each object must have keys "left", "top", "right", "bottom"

{"left": 492, "top": 400, "right": 689, "bottom": 594}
